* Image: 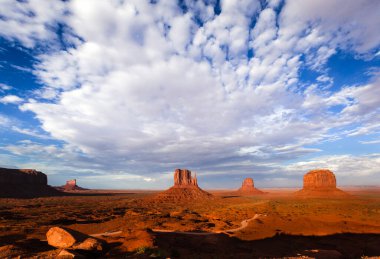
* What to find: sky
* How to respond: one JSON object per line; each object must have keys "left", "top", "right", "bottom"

{"left": 0, "top": 0, "right": 380, "bottom": 189}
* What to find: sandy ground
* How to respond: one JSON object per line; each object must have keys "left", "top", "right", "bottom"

{"left": 1, "top": 188, "right": 380, "bottom": 258}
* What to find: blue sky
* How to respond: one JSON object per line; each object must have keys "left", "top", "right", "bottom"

{"left": 0, "top": 0, "right": 380, "bottom": 189}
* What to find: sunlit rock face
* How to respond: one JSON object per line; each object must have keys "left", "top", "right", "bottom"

{"left": 153, "top": 168, "right": 213, "bottom": 202}
{"left": 303, "top": 169, "right": 336, "bottom": 190}
{"left": 238, "top": 177, "right": 264, "bottom": 195}
{"left": 173, "top": 169, "right": 198, "bottom": 188}
{"left": 295, "top": 169, "right": 348, "bottom": 198}
{"left": 0, "top": 168, "right": 61, "bottom": 198}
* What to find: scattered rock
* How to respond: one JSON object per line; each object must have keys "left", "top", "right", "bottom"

{"left": 295, "top": 169, "right": 348, "bottom": 197}
{"left": 57, "top": 249, "right": 85, "bottom": 258}
{"left": 73, "top": 237, "right": 104, "bottom": 251}
{"left": 0, "top": 244, "right": 26, "bottom": 258}
{"left": 238, "top": 177, "right": 265, "bottom": 195}
{"left": 46, "top": 227, "right": 87, "bottom": 249}
{"left": 153, "top": 169, "right": 214, "bottom": 202}
{"left": 0, "top": 167, "right": 62, "bottom": 198}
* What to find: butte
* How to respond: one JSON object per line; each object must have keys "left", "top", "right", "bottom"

{"left": 295, "top": 169, "right": 348, "bottom": 197}
{"left": 56, "top": 179, "right": 87, "bottom": 191}
{"left": 237, "top": 177, "right": 265, "bottom": 195}
{"left": 0, "top": 167, "right": 62, "bottom": 198}
{"left": 154, "top": 169, "right": 213, "bottom": 202}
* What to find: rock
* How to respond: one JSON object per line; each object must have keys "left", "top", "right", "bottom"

{"left": 46, "top": 227, "right": 87, "bottom": 249}
{"left": 295, "top": 169, "right": 348, "bottom": 197}
{"left": 174, "top": 169, "right": 198, "bottom": 187}
{"left": 0, "top": 244, "right": 26, "bottom": 258}
{"left": 57, "top": 179, "right": 88, "bottom": 191}
{"left": 238, "top": 177, "right": 264, "bottom": 195}
{"left": 57, "top": 249, "right": 85, "bottom": 258}
{"left": 153, "top": 169, "right": 213, "bottom": 202}
{"left": 0, "top": 168, "right": 47, "bottom": 185}
{"left": 0, "top": 167, "right": 62, "bottom": 198}
{"left": 73, "top": 237, "right": 104, "bottom": 251}
{"left": 303, "top": 169, "right": 336, "bottom": 189}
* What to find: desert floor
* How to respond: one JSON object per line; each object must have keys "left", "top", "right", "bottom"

{"left": 1, "top": 188, "right": 380, "bottom": 258}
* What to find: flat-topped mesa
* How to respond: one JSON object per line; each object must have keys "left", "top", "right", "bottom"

{"left": 303, "top": 169, "right": 336, "bottom": 190}
{"left": 173, "top": 169, "right": 198, "bottom": 188}
{"left": 238, "top": 177, "right": 264, "bottom": 195}
{"left": 0, "top": 168, "right": 47, "bottom": 185}
{"left": 0, "top": 167, "right": 61, "bottom": 198}
{"left": 295, "top": 169, "right": 348, "bottom": 197}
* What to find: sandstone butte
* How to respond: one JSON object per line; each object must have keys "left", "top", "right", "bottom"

{"left": 0, "top": 167, "right": 62, "bottom": 198}
{"left": 295, "top": 169, "right": 348, "bottom": 197}
{"left": 153, "top": 169, "right": 214, "bottom": 202}
{"left": 238, "top": 177, "right": 265, "bottom": 195}
{"left": 56, "top": 179, "right": 87, "bottom": 191}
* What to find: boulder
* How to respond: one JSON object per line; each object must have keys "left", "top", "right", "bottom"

{"left": 238, "top": 177, "right": 264, "bottom": 195}
{"left": 46, "top": 227, "right": 87, "bottom": 249}
{"left": 0, "top": 167, "right": 62, "bottom": 198}
{"left": 73, "top": 237, "right": 104, "bottom": 251}
{"left": 57, "top": 249, "right": 85, "bottom": 258}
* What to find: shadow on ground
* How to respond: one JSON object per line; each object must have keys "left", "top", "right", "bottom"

{"left": 153, "top": 232, "right": 380, "bottom": 258}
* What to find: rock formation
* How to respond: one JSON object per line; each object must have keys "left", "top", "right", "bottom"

{"left": 56, "top": 179, "right": 87, "bottom": 191}
{"left": 238, "top": 177, "right": 264, "bottom": 195}
{"left": 0, "top": 167, "right": 62, "bottom": 198}
{"left": 295, "top": 169, "right": 348, "bottom": 197}
{"left": 46, "top": 227, "right": 104, "bottom": 256}
{"left": 153, "top": 169, "right": 213, "bottom": 202}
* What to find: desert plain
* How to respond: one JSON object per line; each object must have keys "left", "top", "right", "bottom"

{"left": 1, "top": 182, "right": 380, "bottom": 258}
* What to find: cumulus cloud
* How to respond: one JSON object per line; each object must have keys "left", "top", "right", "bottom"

{"left": 0, "top": 0, "right": 379, "bottom": 186}
{"left": 0, "top": 95, "right": 23, "bottom": 104}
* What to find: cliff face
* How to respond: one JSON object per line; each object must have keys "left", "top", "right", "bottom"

{"left": 295, "top": 169, "right": 348, "bottom": 198}
{"left": 56, "top": 179, "right": 87, "bottom": 191}
{"left": 238, "top": 177, "right": 264, "bottom": 195}
{"left": 153, "top": 168, "right": 213, "bottom": 202}
{"left": 303, "top": 169, "right": 336, "bottom": 190}
{"left": 173, "top": 169, "right": 198, "bottom": 188}
{"left": 0, "top": 168, "right": 47, "bottom": 185}
{"left": 0, "top": 168, "right": 61, "bottom": 198}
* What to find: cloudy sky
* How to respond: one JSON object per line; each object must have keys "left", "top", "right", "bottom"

{"left": 0, "top": 0, "right": 380, "bottom": 189}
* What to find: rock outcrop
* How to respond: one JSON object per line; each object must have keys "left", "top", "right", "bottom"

{"left": 46, "top": 227, "right": 105, "bottom": 257}
{"left": 56, "top": 179, "right": 87, "bottom": 191}
{"left": 238, "top": 177, "right": 264, "bottom": 195}
{"left": 153, "top": 169, "right": 213, "bottom": 202}
{"left": 295, "top": 169, "right": 348, "bottom": 197}
{"left": 0, "top": 167, "right": 62, "bottom": 198}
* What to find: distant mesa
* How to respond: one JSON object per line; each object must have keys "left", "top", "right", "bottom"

{"left": 295, "top": 169, "right": 348, "bottom": 197}
{"left": 56, "top": 179, "right": 87, "bottom": 191}
{"left": 153, "top": 169, "right": 213, "bottom": 202}
{"left": 238, "top": 177, "right": 265, "bottom": 195}
{"left": 0, "top": 167, "right": 62, "bottom": 198}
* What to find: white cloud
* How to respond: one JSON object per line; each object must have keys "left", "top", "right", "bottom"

{"left": 0, "top": 83, "right": 12, "bottom": 91}
{"left": 0, "top": 0, "right": 379, "bottom": 187}
{"left": 0, "top": 95, "right": 23, "bottom": 104}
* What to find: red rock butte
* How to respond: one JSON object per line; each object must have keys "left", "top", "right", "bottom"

{"left": 153, "top": 169, "right": 213, "bottom": 202}
{"left": 0, "top": 167, "right": 62, "bottom": 198}
{"left": 238, "top": 177, "right": 264, "bottom": 195}
{"left": 57, "top": 179, "right": 87, "bottom": 191}
{"left": 295, "top": 169, "right": 348, "bottom": 197}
